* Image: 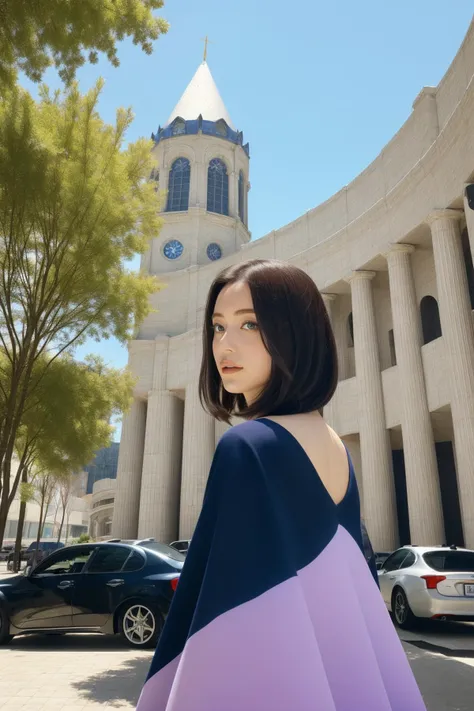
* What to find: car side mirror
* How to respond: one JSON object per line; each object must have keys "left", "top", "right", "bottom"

{"left": 24, "top": 565, "right": 32, "bottom": 577}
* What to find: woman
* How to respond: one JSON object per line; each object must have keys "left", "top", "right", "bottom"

{"left": 137, "top": 260, "right": 426, "bottom": 711}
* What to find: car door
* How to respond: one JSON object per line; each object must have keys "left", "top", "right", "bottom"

{"left": 9, "top": 546, "right": 96, "bottom": 630}
{"left": 71, "top": 545, "right": 146, "bottom": 628}
{"left": 378, "top": 549, "right": 412, "bottom": 606}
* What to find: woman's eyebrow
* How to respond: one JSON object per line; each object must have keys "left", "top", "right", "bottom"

{"left": 212, "top": 309, "right": 255, "bottom": 318}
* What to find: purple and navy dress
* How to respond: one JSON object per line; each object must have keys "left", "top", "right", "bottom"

{"left": 137, "top": 418, "right": 426, "bottom": 711}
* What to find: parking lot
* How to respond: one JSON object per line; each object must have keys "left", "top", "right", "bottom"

{"left": 1, "top": 564, "right": 474, "bottom": 710}
{"left": 0, "top": 633, "right": 151, "bottom": 710}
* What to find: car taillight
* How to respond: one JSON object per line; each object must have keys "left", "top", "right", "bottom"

{"left": 170, "top": 576, "right": 179, "bottom": 592}
{"left": 421, "top": 575, "right": 446, "bottom": 589}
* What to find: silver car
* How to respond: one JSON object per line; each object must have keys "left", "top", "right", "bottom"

{"left": 378, "top": 545, "right": 474, "bottom": 628}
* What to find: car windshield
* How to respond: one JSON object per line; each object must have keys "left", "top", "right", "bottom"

{"left": 138, "top": 540, "right": 185, "bottom": 562}
{"left": 423, "top": 550, "right": 474, "bottom": 572}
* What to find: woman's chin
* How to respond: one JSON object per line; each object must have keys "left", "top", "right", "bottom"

{"left": 221, "top": 381, "right": 245, "bottom": 395}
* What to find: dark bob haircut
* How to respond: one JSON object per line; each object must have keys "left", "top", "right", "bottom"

{"left": 199, "top": 259, "right": 338, "bottom": 423}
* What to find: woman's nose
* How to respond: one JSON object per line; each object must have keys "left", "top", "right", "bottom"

{"left": 218, "top": 330, "right": 236, "bottom": 352}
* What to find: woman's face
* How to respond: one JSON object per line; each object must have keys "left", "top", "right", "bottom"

{"left": 212, "top": 281, "right": 272, "bottom": 406}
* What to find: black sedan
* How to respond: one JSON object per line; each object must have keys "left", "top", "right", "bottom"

{"left": 0, "top": 539, "right": 184, "bottom": 648}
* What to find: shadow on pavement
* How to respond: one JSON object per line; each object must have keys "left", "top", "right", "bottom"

{"left": 8, "top": 632, "right": 148, "bottom": 653}
{"left": 72, "top": 655, "right": 151, "bottom": 707}
{"left": 402, "top": 641, "right": 474, "bottom": 711}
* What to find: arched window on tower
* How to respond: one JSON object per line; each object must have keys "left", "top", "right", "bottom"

{"left": 215, "top": 120, "right": 227, "bottom": 137}
{"left": 172, "top": 118, "right": 186, "bottom": 136}
{"left": 166, "top": 158, "right": 190, "bottom": 212}
{"left": 238, "top": 171, "right": 245, "bottom": 223}
{"left": 207, "top": 158, "right": 229, "bottom": 215}
{"left": 420, "top": 295, "right": 442, "bottom": 344}
{"left": 347, "top": 312, "right": 354, "bottom": 348}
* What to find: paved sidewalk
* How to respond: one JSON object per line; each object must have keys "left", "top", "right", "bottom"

{"left": 0, "top": 634, "right": 152, "bottom": 710}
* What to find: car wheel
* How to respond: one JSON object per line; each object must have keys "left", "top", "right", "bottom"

{"left": 118, "top": 602, "right": 162, "bottom": 649}
{"left": 392, "top": 587, "right": 415, "bottom": 629}
{"left": 0, "top": 607, "right": 13, "bottom": 645}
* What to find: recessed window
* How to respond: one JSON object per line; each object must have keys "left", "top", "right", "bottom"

{"left": 172, "top": 118, "right": 186, "bottom": 136}
{"left": 238, "top": 171, "right": 245, "bottom": 223}
{"left": 207, "top": 158, "right": 229, "bottom": 216}
{"left": 420, "top": 296, "right": 442, "bottom": 344}
{"left": 216, "top": 120, "right": 227, "bottom": 137}
{"left": 388, "top": 329, "right": 397, "bottom": 366}
{"left": 166, "top": 158, "right": 190, "bottom": 212}
{"left": 347, "top": 312, "right": 354, "bottom": 348}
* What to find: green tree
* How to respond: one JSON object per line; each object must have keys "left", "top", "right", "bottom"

{"left": 4, "top": 352, "right": 136, "bottom": 547}
{"left": 0, "top": 81, "right": 161, "bottom": 545}
{"left": 0, "top": 1, "right": 169, "bottom": 89}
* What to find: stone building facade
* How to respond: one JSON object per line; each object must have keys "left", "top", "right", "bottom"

{"left": 112, "top": 19, "right": 474, "bottom": 551}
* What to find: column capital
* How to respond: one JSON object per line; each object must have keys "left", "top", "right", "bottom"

{"left": 425, "top": 209, "right": 464, "bottom": 226}
{"left": 344, "top": 270, "right": 376, "bottom": 284}
{"left": 384, "top": 243, "right": 415, "bottom": 261}
{"left": 321, "top": 292, "right": 337, "bottom": 302}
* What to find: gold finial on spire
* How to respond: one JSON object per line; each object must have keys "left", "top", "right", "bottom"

{"left": 201, "top": 35, "right": 212, "bottom": 62}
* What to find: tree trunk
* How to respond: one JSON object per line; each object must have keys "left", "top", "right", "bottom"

{"left": 33, "top": 496, "right": 45, "bottom": 568}
{"left": 57, "top": 504, "right": 66, "bottom": 544}
{"left": 13, "top": 499, "right": 27, "bottom": 573}
{"left": 0, "top": 491, "right": 9, "bottom": 549}
{"left": 0, "top": 449, "right": 30, "bottom": 549}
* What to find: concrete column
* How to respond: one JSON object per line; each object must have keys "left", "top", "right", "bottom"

{"left": 343, "top": 435, "right": 363, "bottom": 515}
{"left": 385, "top": 244, "right": 444, "bottom": 544}
{"left": 428, "top": 210, "right": 474, "bottom": 547}
{"left": 321, "top": 293, "right": 336, "bottom": 328}
{"left": 179, "top": 341, "right": 216, "bottom": 539}
{"left": 111, "top": 398, "right": 147, "bottom": 538}
{"left": 324, "top": 293, "right": 351, "bottom": 380}
{"left": 321, "top": 293, "right": 342, "bottom": 380}
{"left": 346, "top": 271, "right": 398, "bottom": 550}
{"left": 138, "top": 390, "right": 183, "bottom": 543}
{"left": 215, "top": 419, "right": 231, "bottom": 448}
{"left": 464, "top": 184, "right": 474, "bottom": 267}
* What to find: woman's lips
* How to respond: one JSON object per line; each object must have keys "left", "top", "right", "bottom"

{"left": 221, "top": 366, "right": 243, "bottom": 374}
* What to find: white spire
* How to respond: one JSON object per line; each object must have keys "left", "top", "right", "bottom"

{"left": 165, "top": 61, "right": 235, "bottom": 130}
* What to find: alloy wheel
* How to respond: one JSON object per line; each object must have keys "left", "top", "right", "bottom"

{"left": 122, "top": 604, "right": 156, "bottom": 646}
{"left": 394, "top": 590, "right": 408, "bottom": 625}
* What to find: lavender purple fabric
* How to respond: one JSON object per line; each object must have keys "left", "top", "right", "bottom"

{"left": 137, "top": 419, "right": 426, "bottom": 710}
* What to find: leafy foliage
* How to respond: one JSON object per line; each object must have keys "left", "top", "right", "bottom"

{"left": 0, "top": 79, "right": 162, "bottom": 544}
{"left": 0, "top": 0, "right": 169, "bottom": 88}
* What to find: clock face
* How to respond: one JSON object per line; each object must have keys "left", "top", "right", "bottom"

{"left": 163, "top": 239, "right": 184, "bottom": 260}
{"left": 207, "top": 243, "right": 222, "bottom": 261}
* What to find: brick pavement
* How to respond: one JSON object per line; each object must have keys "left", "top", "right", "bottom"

{"left": 0, "top": 634, "right": 152, "bottom": 710}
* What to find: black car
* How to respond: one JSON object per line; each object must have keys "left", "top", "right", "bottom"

{"left": 0, "top": 539, "right": 184, "bottom": 648}
{"left": 7, "top": 540, "right": 64, "bottom": 571}
{"left": 0, "top": 545, "right": 14, "bottom": 562}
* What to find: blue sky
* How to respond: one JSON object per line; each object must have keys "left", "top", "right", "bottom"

{"left": 21, "top": 2, "right": 473, "bottom": 440}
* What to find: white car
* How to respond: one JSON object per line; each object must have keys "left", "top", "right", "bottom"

{"left": 378, "top": 545, "right": 474, "bottom": 628}
{"left": 169, "top": 539, "right": 190, "bottom": 555}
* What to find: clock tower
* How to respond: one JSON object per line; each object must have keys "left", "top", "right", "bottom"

{"left": 137, "top": 59, "right": 251, "bottom": 338}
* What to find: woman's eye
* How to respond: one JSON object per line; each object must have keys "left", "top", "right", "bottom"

{"left": 212, "top": 323, "right": 224, "bottom": 333}
{"left": 242, "top": 321, "right": 259, "bottom": 331}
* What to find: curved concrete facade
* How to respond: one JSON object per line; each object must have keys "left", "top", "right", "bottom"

{"left": 112, "top": 20, "right": 474, "bottom": 550}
